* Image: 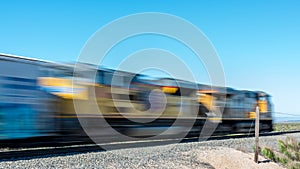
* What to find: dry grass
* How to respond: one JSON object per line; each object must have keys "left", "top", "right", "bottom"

{"left": 260, "top": 137, "right": 300, "bottom": 169}
{"left": 274, "top": 123, "right": 300, "bottom": 132}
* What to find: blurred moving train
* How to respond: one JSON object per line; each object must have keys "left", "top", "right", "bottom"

{"left": 0, "top": 53, "right": 273, "bottom": 140}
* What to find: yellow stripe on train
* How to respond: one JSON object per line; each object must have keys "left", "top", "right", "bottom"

{"left": 162, "top": 86, "right": 178, "bottom": 93}
{"left": 258, "top": 100, "right": 268, "bottom": 113}
{"left": 38, "top": 77, "right": 88, "bottom": 100}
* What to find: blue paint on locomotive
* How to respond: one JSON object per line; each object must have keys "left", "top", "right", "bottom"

{"left": 0, "top": 104, "right": 42, "bottom": 140}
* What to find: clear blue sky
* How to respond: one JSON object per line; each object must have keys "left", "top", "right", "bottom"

{"left": 1, "top": 0, "right": 300, "bottom": 116}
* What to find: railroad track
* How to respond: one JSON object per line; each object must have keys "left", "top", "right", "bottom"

{"left": 1, "top": 130, "right": 299, "bottom": 161}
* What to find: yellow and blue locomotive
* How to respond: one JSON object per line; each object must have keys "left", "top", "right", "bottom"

{"left": 0, "top": 53, "right": 273, "bottom": 140}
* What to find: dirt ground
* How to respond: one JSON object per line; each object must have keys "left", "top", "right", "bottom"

{"left": 184, "top": 147, "right": 284, "bottom": 169}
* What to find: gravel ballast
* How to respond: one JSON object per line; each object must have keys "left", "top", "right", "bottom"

{"left": 0, "top": 133, "right": 299, "bottom": 169}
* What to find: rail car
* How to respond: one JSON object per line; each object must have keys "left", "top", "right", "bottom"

{"left": 0, "top": 54, "right": 57, "bottom": 140}
{"left": 0, "top": 53, "right": 273, "bottom": 141}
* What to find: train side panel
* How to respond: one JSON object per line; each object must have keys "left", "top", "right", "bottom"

{"left": 0, "top": 56, "right": 56, "bottom": 140}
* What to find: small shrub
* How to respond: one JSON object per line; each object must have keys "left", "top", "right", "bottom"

{"left": 291, "top": 163, "right": 300, "bottom": 169}
{"left": 261, "top": 148, "right": 276, "bottom": 161}
{"left": 259, "top": 137, "right": 300, "bottom": 169}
